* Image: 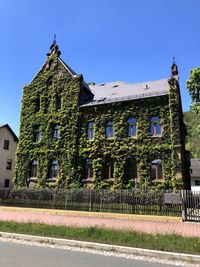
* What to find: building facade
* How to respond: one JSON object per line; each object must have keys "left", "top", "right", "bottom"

{"left": 0, "top": 124, "right": 18, "bottom": 188}
{"left": 14, "top": 41, "right": 190, "bottom": 189}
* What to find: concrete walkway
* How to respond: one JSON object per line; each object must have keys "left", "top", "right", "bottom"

{"left": 0, "top": 207, "right": 199, "bottom": 238}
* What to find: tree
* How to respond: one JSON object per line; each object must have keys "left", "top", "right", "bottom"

{"left": 184, "top": 111, "right": 200, "bottom": 158}
{"left": 186, "top": 67, "right": 200, "bottom": 158}
{"left": 186, "top": 67, "right": 200, "bottom": 105}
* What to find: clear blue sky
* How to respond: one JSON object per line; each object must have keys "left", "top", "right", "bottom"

{"left": 0, "top": 0, "right": 200, "bottom": 135}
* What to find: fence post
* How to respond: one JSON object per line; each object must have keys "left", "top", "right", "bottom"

{"left": 64, "top": 190, "right": 68, "bottom": 210}
{"left": 89, "top": 189, "right": 92, "bottom": 211}
{"left": 181, "top": 190, "right": 186, "bottom": 222}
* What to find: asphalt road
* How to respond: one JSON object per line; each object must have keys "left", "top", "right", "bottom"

{"left": 0, "top": 240, "right": 178, "bottom": 267}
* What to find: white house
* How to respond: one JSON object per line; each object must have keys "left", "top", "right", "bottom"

{"left": 0, "top": 124, "right": 18, "bottom": 188}
{"left": 190, "top": 158, "right": 200, "bottom": 191}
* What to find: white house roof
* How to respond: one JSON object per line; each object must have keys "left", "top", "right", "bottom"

{"left": 0, "top": 124, "right": 18, "bottom": 141}
{"left": 80, "top": 78, "right": 169, "bottom": 107}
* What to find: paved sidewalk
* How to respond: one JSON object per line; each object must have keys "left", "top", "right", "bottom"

{"left": 0, "top": 207, "right": 200, "bottom": 238}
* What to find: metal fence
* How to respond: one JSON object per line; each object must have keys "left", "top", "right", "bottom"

{"left": 0, "top": 188, "right": 183, "bottom": 217}
{"left": 182, "top": 190, "right": 200, "bottom": 222}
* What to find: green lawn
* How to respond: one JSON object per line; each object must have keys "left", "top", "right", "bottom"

{"left": 0, "top": 220, "right": 199, "bottom": 255}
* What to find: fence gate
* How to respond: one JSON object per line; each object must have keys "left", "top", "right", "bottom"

{"left": 182, "top": 190, "right": 200, "bottom": 222}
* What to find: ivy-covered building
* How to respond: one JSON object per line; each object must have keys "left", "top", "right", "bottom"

{"left": 14, "top": 41, "right": 190, "bottom": 189}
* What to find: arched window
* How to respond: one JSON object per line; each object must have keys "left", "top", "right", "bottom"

{"left": 151, "top": 159, "right": 162, "bottom": 180}
{"left": 53, "top": 125, "right": 60, "bottom": 139}
{"left": 49, "top": 160, "right": 59, "bottom": 178}
{"left": 85, "top": 159, "right": 93, "bottom": 179}
{"left": 87, "top": 122, "right": 94, "bottom": 140}
{"left": 127, "top": 118, "right": 136, "bottom": 137}
{"left": 30, "top": 160, "right": 37, "bottom": 178}
{"left": 106, "top": 121, "right": 114, "bottom": 138}
{"left": 150, "top": 116, "right": 161, "bottom": 136}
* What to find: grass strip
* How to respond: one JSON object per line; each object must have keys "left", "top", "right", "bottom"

{"left": 0, "top": 220, "right": 199, "bottom": 255}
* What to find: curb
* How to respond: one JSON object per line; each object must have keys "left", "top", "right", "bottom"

{"left": 0, "top": 231, "right": 200, "bottom": 265}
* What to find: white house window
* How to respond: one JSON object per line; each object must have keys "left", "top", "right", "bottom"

{"left": 4, "top": 140, "right": 9, "bottom": 150}
{"left": 6, "top": 159, "right": 12, "bottom": 170}
{"left": 195, "top": 180, "right": 200, "bottom": 186}
{"left": 4, "top": 179, "right": 10, "bottom": 188}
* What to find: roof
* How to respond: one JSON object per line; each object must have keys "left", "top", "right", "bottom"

{"left": 58, "top": 57, "right": 77, "bottom": 77}
{"left": 0, "top": 124, "right": 18, "bottom": 142}
{"left": 58, "top": 58, "right": 93, "bottom": 96}
{"left": 80, "top": 78, "right": 169, "bottom": 107}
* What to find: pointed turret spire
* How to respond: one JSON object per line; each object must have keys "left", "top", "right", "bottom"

{"left": 171, "top": 57, "right": 179, "bottom": 80}
{"left": 47, "top": 35, "right": 61, "bottom": 57}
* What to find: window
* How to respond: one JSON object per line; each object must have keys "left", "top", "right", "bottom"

{"left": 53, "top": 125, "right": 60, "bottom": 139}
{"left": 104, "top": 158, "right": 114, "bottom": 179}
{"left": 195, "top": 180, "right": 200, "bottom": 186}
{"left": 4, "top": 179, "right": 10, "bottom": 188}
{"left": 150, "top": 117, "right": 161, "bottom": 136}
{"left": 30, "top": 160, "right": 37, "bottom": 178}
{"left": 125, "top": 158, "right": 137, "bottom": 180}
{"left": 34, "top": 129, "right": 41, "bottom": 142}
{"left": 87, "top": 122, "right": 94, "bottom": 140}
{"left": 4, "top": 140, "right": 9, "bottom": 150}
{"left": 6, "top": 159, "right": 12, "bottom": 170}
{"left": 106, "top": 121, "right": 114, "bottom": 138}
{"left": 49, "top": 160, "right": 59, "bottom": 178}
{"left": 85, "top": 159, "right": 93, "bottom": 179}
{"left": 35, "top": 98, "right": 40, "bottom": 112}
{"left": 33, "top": 125, "right": 40, "bottom": 142}
{"left": 56, "top": 95, "right": 62, "bottom": 110}
{"left": 151, "top": 159, "right": 162, "bottom": 180}
{"left": 127, "top": 118, "right": 136, "bottom": 137}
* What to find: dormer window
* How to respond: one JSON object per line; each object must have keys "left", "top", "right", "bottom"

{"left": 150, "top": 116, "right": 161, "bottom": 136}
